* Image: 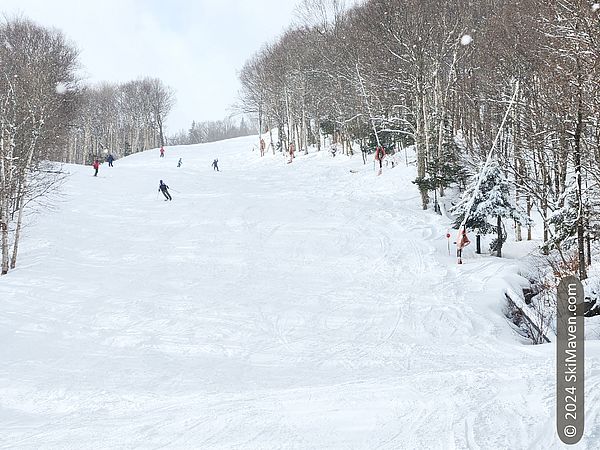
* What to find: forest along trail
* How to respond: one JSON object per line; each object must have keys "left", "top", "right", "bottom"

{"left": 0, "top": 135, "right": 598, "bottom": 448}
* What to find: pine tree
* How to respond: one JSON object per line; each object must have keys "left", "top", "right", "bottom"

{"left": 546, "top": 177, "right": 599, "bottom": 266}
{"left": 366, "top": 128, "right": 395, "bottom": 153}
{"left": 414, "top": 131, "right": 467, "bottom": 214}
{"left": 451, "top": 159, "right": 530, "bottom": 256}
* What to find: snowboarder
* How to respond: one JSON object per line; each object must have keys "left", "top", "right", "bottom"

{"left": 212, "top": 159, "right": 219, "bottom": 171}
{"left": 160, "top": 146, "right": 165, "bottom": 158}
{"left": 92, "top": 159, "right": 100, "bottom": 176}
{"left": 177, "top": 158, "right": 182, "bottom": 167}
{"left": 106, "top": 154, "right": 114, "bottom": 167}
{"left": 158, "top": 180, "right": 172, "bottom": 201}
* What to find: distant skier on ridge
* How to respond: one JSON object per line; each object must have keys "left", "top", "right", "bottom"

{"left": 158, "top": 180, "right": 172, "bottom": 201}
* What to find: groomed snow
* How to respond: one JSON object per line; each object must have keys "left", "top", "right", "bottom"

{"left": 1, "top": 136, "right": 599, "bottom": 448}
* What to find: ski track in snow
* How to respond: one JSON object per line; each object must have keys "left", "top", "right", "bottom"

{"left": 1, "top": 136, "right": 599, "bottom": 449}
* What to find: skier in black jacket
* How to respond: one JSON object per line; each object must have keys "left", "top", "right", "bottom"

{"left": 158, "top": 180, "right": 172, "bottom": 201}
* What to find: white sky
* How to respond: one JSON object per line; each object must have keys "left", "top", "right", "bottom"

{"left": 1, "top": 0, "right": 302, "bottom": 133}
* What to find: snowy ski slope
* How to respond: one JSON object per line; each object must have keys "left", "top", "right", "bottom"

{"left": 1, "top": 135, "right": 599, "bottom": 448}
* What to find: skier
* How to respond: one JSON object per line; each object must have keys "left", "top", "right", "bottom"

{"left": 177, "top": 158, "right": 182, "bottom": 167}
{"left": 260, "top": 138, "right": 266, "bottom": 157}
{"left": 158, "top": 180, "right": 172, "bottom": 201}
{"left": 375, "top": 145, "right": 386, "bottom": 169}
{"left": 106, "top": 154, "right": 114, "bottom": 167}
{"left": 456, "top": 227, "right": 470, "bottom": 264}
{"left": 92, "top": 159, "right": 100, "bottom": 176}
{"left": 288, "top": 142, "right": 295, "bottom": 163}
{"left": 160, "top": 146, "right": 165, "bottom": 158}
{"left": 212, "top": 159, "right": 219, "bottom": 171}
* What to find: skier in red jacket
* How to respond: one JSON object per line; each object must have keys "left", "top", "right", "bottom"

{"left": 92, "top": 159, "right": 100, "bottom": 176}
{"left": 456, "top": 227, "right": 471, "bottom": 264}
{"left": 375, "top": 146, "right": 386, "bottom": 169}
{"left": 159, "top": 146, "right": 165, "bottom": 158}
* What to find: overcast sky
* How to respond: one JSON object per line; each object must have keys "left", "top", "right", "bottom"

{"left": 2, "top": 0, "right": 302, "bottom": 133}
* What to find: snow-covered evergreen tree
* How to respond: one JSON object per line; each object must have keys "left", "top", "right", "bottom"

{"left": 451, "top": 159, "right": 530, "bottom": 256}
{"left": 413, "top": 129, "right": 467, "bottom": 214}
{"left": 546, "top": 177, "right": 600, "bottom": 263}
{"left": 546, "top": 178, "right": 579, "bottom": 252}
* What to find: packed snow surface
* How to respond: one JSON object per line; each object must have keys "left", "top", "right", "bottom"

{"left": 1, "top": 136, "right": 599, "bottom": 448}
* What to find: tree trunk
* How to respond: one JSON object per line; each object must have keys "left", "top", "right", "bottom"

{"left": 294, "top": 122, "right": 300, "bottom": 157}
{"left": 302, "top": 95, "right": 308, "bottom": 154}
{"left": 541, "top": 198, "right": 549, "bottom": 255}
{"left": 268, "top": 124, "right": 275, "bottom": 155}
{"left": 496, "top": 215, "right": 503, "bottom": 258}
{"left": 10, "top": 123, "right": 40, "bottom": 270}
{"left": 573, "top": 66, "right": 587, "bottom": 280}
{"left": 527, "top": 195, "right": 532, "bottom": 241}
{"left": 258, "top": 103, "right": 263, "bottom": 154}
{"left": 10, "top": 184, "right": 25, "bottom": 269}
{"left": 0, "top": 123, "right": 13, "bottom": 275}
{"left": 586, "top": 228, "right": 592, "bottom": 267}
{"left": 315, "top": 118, "right": 321, "bottom": 152}
{"left": 415, "top": 92, "right": 428, "bottom": 209}
{"left": 0, "top": 220, "right": 8, "bottom": 275}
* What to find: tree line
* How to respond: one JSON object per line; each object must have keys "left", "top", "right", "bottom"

{"left": 0, "top": 17, "right": 79, "bottom": 274}
{"left": 0, "top": 15, "right": 176, "bottom": 274}
{"left": 238, "top": 0, "right": 600, "bottom": 279}
{"left": 169, "top": 116, "right": 256, "bottom": 146}
{"left": 63, "top": 77, "right": 175, "bottom": 164}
